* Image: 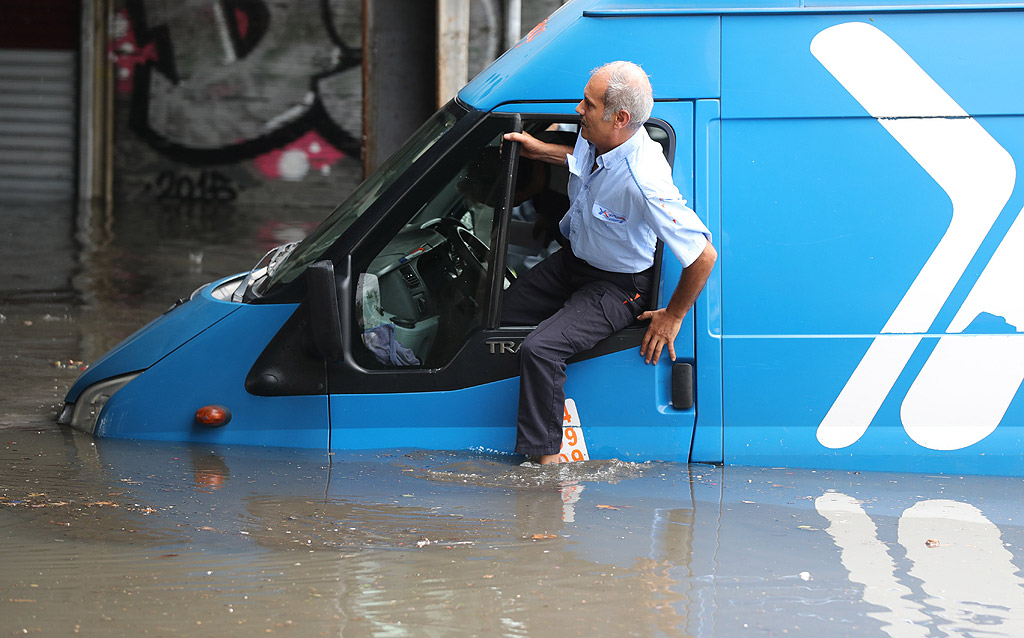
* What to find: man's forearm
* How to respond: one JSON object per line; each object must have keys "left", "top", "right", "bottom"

{"left": 665, "top": 241, "right": 718, "bottom": 320}
{"left": 638, "top": 241, "right": 717, "bottom": 364}
{"left": 503, "top": 132, "right": 573, "bottom": 166}
{"left": 532, "top": 143, "right": 574, "bottom": 166}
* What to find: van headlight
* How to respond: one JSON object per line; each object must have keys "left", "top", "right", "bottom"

{"left": 59, "top": 373, "right": 140, "bottom": 434}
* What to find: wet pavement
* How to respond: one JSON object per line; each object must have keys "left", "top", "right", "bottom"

{"left": 4, "top": 198, "right": 1024, "bottom": 636}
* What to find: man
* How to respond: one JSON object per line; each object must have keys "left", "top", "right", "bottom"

{"left": 501, "top": 61, "right": 717, "bottom": 464}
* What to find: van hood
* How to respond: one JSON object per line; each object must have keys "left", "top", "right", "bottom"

{"left": 64, "top": 276, "right": 243, "bottom": 403}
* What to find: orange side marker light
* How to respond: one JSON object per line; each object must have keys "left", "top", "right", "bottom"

{"left": 195, "top": 405, "right": 232, "bottom": 427}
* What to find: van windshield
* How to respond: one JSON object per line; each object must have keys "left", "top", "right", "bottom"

{"left": 256, "top": 103, "right": 464, "bottom": 295}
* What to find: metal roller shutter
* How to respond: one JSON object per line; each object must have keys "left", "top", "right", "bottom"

{"left": 0, "top": 48, "right": 76, "bottom": 202}
{"left": 0, "top": 0, "right": 78, "bottom": 203}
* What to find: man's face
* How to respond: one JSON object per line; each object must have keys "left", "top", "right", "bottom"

{"left": 576, "top": 71, "right": 619, "bottom": 152}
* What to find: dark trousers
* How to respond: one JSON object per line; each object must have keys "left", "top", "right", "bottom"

{"left": 500, "top": 248, "right": 653, "bottom": 456}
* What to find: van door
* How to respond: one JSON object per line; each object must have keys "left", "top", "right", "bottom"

{"left": 327, "top": 104, "right": 698, "bottom": 461}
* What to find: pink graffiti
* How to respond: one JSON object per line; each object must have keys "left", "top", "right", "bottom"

{"left": 234, "top": 7, "right": 250, "bottom": 40}
{"left": 110, "top": 9, "right": 159, "bottom": 96}
{"left": 252, "top": 131, "right": 346, "bottom": 181}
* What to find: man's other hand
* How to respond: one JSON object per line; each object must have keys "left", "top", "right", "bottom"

{"left": 637, "top": 242, "right": 717, "bottom": 365}
{"left": 637, "top": 308, "right": 684, "bottom": 365}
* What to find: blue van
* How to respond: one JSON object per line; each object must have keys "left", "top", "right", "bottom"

{"left": 60, "top": 0, "right": 1024, "bottom": 475}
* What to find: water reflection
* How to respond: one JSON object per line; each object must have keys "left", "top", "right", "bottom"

{"left": 819, "top": 492, "right": 1024, "bottom": 637}
{"left": 5, "top": 430, "right": 1024, "bottom": 636}
{"left": 5, "top": 195, "right": 1024, "bottom": 635}
{"left": 191, "top": 449, "right": 231, "bottom": 492}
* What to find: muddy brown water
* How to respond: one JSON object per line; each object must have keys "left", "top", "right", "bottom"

{"left": 4, "top": 200, "right": 1024, "bottom": 637}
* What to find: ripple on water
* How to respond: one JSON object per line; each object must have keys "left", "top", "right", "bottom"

{"left": 396, "top": 450, "right": 655, "bottom": 489}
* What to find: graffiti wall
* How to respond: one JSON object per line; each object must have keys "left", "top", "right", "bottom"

{"left": 110, "top": 0, "right": 365, "bottom": 218}
{"left": 109, "top": 0, "right": 564, "bottom": 221}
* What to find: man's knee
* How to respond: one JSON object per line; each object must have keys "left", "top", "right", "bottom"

{"left": 519, "top": 330, "right": 546, "bottom": 361}
{"left": 520, "top": 327, "right": 569, "bottom": 364}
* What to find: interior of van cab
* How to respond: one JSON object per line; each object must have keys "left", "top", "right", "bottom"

{"left": 352, "top": 117, "right": 670, "bottom": 370}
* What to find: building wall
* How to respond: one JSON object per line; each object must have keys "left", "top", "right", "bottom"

{"left": 110, "top": 0, "right": 363, "bottom": 214}
{"left": 109, "top": 0, "right": 564, "bottom": 215}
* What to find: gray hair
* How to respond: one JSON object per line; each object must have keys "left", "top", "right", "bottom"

{"left": 593, "top": 61, "right": 653, "bottom": 132}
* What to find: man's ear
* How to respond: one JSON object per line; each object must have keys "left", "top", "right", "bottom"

{"left": 613, "top": 109, "right": 632, "bottom": 130}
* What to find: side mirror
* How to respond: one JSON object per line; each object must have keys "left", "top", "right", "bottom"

{"left": 307, "top": 260, "right": 344, "bottom": 361}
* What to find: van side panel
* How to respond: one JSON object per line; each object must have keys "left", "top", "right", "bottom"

{"left": 721, "top": 12, "right": 1024, "bottom": 120}
{"left": 720, "top": 12, "right": 1024, "bottom": 474}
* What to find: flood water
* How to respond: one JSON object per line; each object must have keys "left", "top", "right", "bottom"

{"left": 4, "top": 198, "right": 1024, "bottom": 636}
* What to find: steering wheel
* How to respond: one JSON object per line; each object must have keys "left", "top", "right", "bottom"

{"left": 446, "top": 224, "right": 516, "bottom": 283}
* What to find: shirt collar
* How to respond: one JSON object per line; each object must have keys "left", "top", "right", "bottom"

{"left": 595, "top": 127, "right": 644, "bottom": 170}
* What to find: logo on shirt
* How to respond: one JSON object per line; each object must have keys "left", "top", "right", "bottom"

{"left": 812, "top": 23, "right": 1024, "bottom": 452}
{"left": 597, "top": 208, "right": 626, "bottom": 224}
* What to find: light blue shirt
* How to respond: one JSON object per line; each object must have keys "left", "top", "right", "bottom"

{"left": 559, "top": 128, "right": 710, "bottom": 273}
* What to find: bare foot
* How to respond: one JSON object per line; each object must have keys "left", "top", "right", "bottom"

{"left": 539, "top": 454, "right": 563, "bottom": 465}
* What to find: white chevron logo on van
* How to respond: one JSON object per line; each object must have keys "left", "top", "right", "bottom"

{"left": 811, "top": 22, "right": 1023, "bottom": 451}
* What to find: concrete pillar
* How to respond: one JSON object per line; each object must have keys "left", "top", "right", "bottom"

{"left": 505, "top": 0, "right": 522, "bottom": 49}
{"left": 362, "top": 0, "right": 437, "bottom": 176}
{"left": 437, "top": 0, "right": 470, "bottom": 108}
{"left": 78, "top": 0, "right": 113, "bottom": 209}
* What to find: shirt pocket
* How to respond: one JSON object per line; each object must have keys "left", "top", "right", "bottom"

{"left": 589, "top": 201, "right": 629, "bottom": 238}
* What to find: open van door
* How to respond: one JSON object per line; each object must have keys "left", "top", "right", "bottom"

{"left": 325, "top": 103, "right": 700, "bottom": 461}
